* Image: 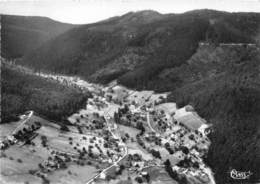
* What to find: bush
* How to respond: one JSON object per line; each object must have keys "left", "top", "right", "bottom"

{"left": 164, "top": 159, "right": 178, "bottom": 179}
{"left": 135, "top": 176, "right": 143, "bottom": 183}
{"left": 150, "top": 149, "right": 161, "bottom": 159}
{"left": 60, "top": 124, "right": 69, "bottom": 132}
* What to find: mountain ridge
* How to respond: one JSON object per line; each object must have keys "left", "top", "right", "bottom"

{"left": 1, "top": 14, "right": 77, "bottom": 59}
{"left": 2, "top": 9, "right": 260, "bottom": 184}
{"left": 18, "top": 9, "right": 260, "bottom": 90}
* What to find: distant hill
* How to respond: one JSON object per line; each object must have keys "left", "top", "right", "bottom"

{"left": 19, "top": 10, "right": 260, "bottom": 90}
{"left": 4, "top": 10, "right": 260, "bottom": 184}
{"left": 1, "top": 14, "right": 76, "bottom": 59}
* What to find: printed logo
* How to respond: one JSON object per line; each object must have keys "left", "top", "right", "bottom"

{"left": 230, "top": 169, "right": 253, "bottom": 180}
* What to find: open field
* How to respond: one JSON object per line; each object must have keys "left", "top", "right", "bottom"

{"left": 127, "top": 145, "right": 153, "bottom": 161}
{"left": 117, "top": 125, "right": 140, "bottom": 138}
{"left": 127, "top": 90, "right": 154, "bottom": 105}
{"left": 0, "top": 173, "right": 42, "bottom": 184}
{"left": 1, "top": 63, "right": 215, "bottom": 184}
{"left": 174, "top": 107, "right": 206, "bottom": 130}
{"left": 144, "top": 166, "right": 178, "bottom": 184}
{"left": 155, "top": 103, "right": 177, "bottom": 115}
{"left": 0, "top": 121, "right": 19, "bottom": 140}
{"left": 47, "top": 164, "right": 98, "bottom": 184}
{"left": 0, "top": 115, "right": 106, "bottom": 184}
{"left": 0, "top": 145, "right": 48, "bottom": 184}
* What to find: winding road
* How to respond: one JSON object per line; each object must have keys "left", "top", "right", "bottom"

{"left": 3, "top": 61, "right": 216, "bottom": 184}
{"left": 85, "top": 111, "right": 128, "bottom": 184}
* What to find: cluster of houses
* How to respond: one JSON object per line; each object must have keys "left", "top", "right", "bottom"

{"left": 96, "top": 84, "right": 213, "bottom": 182}
{"left": 0, "top": 120, "right": 41, "bottom": 150}
{"left": 1, "top": 63, "right": 216, "bottom": 184}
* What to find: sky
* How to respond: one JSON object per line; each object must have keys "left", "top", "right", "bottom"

{"left": 0, "top": 0, "right": 259, "bottom": 24}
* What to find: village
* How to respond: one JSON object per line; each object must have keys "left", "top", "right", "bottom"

{"left": 0, "top": 69, "right": 214, "bottom": 184}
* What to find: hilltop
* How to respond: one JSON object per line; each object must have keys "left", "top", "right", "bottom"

{"left": 1, "top": 14, "right": 76, "bottom": 59}
{"left": 18, "top": 10, "right": 260, "bottom": 90}
{"left": 1, "top": 9, "right": 260, "bottom": 184}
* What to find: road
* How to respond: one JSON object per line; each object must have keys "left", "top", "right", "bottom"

{"left": 12, "top": 110, "right": 34, "bottom": 135}
{"left": 85, "top": 110, "right": 128, "bottom": 184}
{"left": 145, "top": 109, "right": 216, "bottom": 184}
{"left": 3, "top": 61, "right": 216, "bottom": 184}
{"left": 146, "top": 111, "right": 156, "bottom": 132}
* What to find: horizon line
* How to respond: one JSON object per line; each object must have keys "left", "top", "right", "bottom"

{"left": 1, "top": 8, "right": 260, "bottom": 25}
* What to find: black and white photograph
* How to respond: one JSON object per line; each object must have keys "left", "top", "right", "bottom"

{"left": 0, "top": 0, "right": 259, "bottom": 183}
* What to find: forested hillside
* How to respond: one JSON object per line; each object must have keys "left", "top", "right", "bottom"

{"left": 1, "top": 15, "right": 76, "bottom": 59}
{"left": 19, "top": 10, "right": 260, "bottom": 90}
{"left": 168, "top": 45, "right": 260, "bottom": 184}
{"left": 2, "top": 9, "right": 260, "bottom": 184}
{"left": 1, "top": 63, "right": 90, "bottom": 124}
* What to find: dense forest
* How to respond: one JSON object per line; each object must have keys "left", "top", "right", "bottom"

{"left": 1, "top": 64, "right": 90, "bottom": 124}
{"left": 168, "top": 46, "right": 260, "bottom": 183}
{"left": 2, "top": 9, "right": 260, "bottom": 184}
{"left": 1, "top": 14, "right": 76, "bottom": 59}
{"left": 17, "top": 10, "right": 260, "bottom": 91}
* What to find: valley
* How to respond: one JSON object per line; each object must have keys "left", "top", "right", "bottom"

{"left": 1, "top": 8, "right": 260, "bottom": 184}
{"left": 1, "top": 63, "right": 214, "bottom": 184}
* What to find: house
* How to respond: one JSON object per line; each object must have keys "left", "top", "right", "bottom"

{"left": 133, "top": 161, "right": 144, "bottom": 168}
{"left": 100, "top": 172, "right": 106, "bottom": 179}
{"left": 198, "top": 124, "right": 212, "bottom": 137}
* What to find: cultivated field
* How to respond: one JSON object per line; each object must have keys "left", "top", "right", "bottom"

{"left": 0, "top": 115, "right": 101, "bottom": 184}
